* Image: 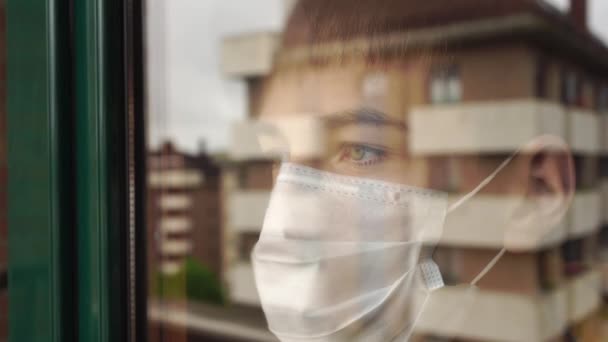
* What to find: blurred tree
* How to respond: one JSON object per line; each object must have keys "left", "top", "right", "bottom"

{"left": 154, "top": 257, "right": 226, "bottom": 305}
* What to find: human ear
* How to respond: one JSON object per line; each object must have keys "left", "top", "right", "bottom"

{"left": 504, "top": 135, "right": 574, "bottom": 251}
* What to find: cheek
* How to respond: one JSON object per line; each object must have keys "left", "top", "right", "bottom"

{"left": 380, "top": 157, "right": 429, "bottom": 188}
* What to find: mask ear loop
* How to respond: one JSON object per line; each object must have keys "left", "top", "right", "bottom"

{"left": 414, "top": 152, "right": 519, "bottom": 337}
{"left": 443, "top": 149, "right": 520, "bottom": 287}
{"left": 447, "top": 152, "right": 516, "bottom": 213}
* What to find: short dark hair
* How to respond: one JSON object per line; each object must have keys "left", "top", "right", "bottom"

{"left": 277, "top": 0, "right": 457, "bottom": 68}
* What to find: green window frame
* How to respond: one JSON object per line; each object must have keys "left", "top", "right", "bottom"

{"left": 7, "top": 1, "right": 145, "bottom": 341}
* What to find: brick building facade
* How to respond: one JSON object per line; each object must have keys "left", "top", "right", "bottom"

{"left": 147, "top": 142, "right": 223, "bottom": 279}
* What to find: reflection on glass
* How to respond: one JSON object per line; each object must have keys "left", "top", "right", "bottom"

{"left": 145, "top": 0, "right": 608, "bottom": 341}
{"left": 0, "top": 1, "right": 7, "bottom": 339}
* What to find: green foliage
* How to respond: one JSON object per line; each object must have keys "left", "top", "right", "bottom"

{"left": 153, "top": 257, "right": 226, "bottom": 305}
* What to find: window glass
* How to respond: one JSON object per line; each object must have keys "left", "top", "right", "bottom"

{"left": 430, "top": 66, "right": 461, "bottom": 104}
{"left": 0, "top": 2, "right": 7, "bottom": 339}
{"left": 144, "top": 1, "right": 608, "bottom": 341}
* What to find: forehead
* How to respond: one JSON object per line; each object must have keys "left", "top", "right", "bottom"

{"left": 259, "top": 58, "right": 433, "bottom": 121}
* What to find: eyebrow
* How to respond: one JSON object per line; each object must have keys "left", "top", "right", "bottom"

{"left": 325, "top": 108, "right": 407, "bottom": 130}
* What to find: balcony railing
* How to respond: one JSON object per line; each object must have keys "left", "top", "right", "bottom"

{"left": 439, "top": 195, "right": 567, "bottom": 250}
{"left": 160, "top": 217, "right": 192, "bottom": 234}
{"left": 414, "top": 284, "right": 567, "bottom": 341}
{"left": 159, "top": 194, "right": 192, "bottom": 210}
{"left": 566, "top": 269, "right": 602, "bottom": 323}
{"left": 160, "top": 240, "right": 193, "bottom": 256}
{"left": 228, "top": 263, "right": 260, "bottom": 305}
{"left": 569, "top": 109, "right": 600, "bottom": 154}
{"left": 149, "top": 169, "right": 203, "bottom": 188}
{"left": 409, "top": 100, "right": 567, "bottom": 155}
{"left": 228, "top": 191, "right": 271, "bottom": 232}
{"left": 221, "top": 32, "right": 280, "bottom": 78}
{"left": 568, "top": 190, "right": 601, "bottom": 238}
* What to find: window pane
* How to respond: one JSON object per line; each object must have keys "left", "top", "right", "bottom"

{"left": 0, "top": 1, "right": 7, "bottom": 339}
{"left": 143, "top": 1, "right": 608, "bottom": 341}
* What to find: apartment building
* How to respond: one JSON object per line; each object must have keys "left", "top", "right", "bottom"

{"left": 221, "top": 0, "right": 608, "bottom": 340}
{"left": 147, "top": 142, "right": 223, "bottom": 278}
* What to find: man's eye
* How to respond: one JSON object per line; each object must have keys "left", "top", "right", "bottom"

{"left": 338, "top": 144, "right": 387, "bottom": 166}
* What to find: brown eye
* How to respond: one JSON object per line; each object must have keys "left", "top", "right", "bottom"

{"left": 338, "top": 143, "right": 387, "bottom": 166}
{"left": 350, "top": 146, "right": 366, "bottom": 161}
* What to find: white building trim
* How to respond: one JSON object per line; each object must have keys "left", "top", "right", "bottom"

{"left": 601, "top": 113, "right": 608, "bottom": 154}
{"left": 149, "top": 169, "right": 203, "bottom": 188}
{"left": 221, "top": 32, "right": 280, "bottom": 78}
{"left": 148, "top": 303, "right": 275, "bottom": 341}
{"left": 229, "top": 191, "right": 271, "bottom": 232}
{"left": 568, "top": 190, "right": 601, "bottom": 238}
{"left": 409, "top": 100, "right": 566, "bottom": 155}
{"left": 415, "top": 285, "right": 567, "bottom": 342}
{"left": 160, "top": 261, "right": 182, "bottom": 275}
{"left": 438, "top": 195, "right": 566, "bottom": 250}
{"left": 159, "top": 194, "right": 192, "bottom": 210}
{"left": 230, "top": 116, "right": 327, "bottom": 161}
{"left": 566, "top": 270, "right": 602, "bottom": 323}
{"left": 160, "top": 217, "right": 192, "bottom": 234}
{"left": 602, "top": 180, "right": 608, "bottom": 225}
{"left": 569, "top": 109, "right": 600, "bottom": 154}
{"left": 228, "top": 262, "right": 260, "bottom": 305}
{"left": 160, "top": 240, "right": 193, "bottom": 256}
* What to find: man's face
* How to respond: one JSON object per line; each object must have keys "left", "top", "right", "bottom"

{"left": 255, "top": 58, "right": 560, "bottom": 252}
{"left": 253, "top": 62, "right": 449, "bottom": 341}
{"left": 258, "top": 61, "right": 432, "bottom": 188}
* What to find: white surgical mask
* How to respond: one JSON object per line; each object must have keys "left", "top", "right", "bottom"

{"left": 253, "top": 156, "right": 513, "bottom": 341}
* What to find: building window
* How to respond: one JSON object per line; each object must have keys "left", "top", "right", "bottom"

{"left": 597, "top": 86, "right": 608, "bottom": 111}
{"left": 535, "top": 58, "right": 548, "bottom": 99}
{"left": 429, "top": 65, "right": 461, "bottom": 104}
{"left": 362, "top": 72, "right": 388, "bottom": 110}
{"left": 238, "top": 232, "right": 260, "bottom": 262}
{"left": 561, "top": 238, "right": 586, "bottom": 276}
{"left": 561, "top": 70, "right": 581, "bottom": 106}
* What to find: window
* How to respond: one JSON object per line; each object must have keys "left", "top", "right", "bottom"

{"left": 535, "top": 58, "right": 548, "bottom": 99}
{"left": 238, "top": 232, "right": 260, "bottom": 262}
{"left": 597, "top": 85, "right": 608, "bottom": 111}
{"left": 142, "top": 1, "right": 608, "bottom": 341}
{"left": 429, "top": 65, "right": 461, "bottom": 104}
{"left": 561, "top": 70, "right": 581, "bottom": 106}
{"left": 362, "top": 72, "right": 388, "bottom": 110}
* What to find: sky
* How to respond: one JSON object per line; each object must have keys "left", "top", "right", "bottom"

{"left": 146, "top": 0, "right": 608, "bottom": 154}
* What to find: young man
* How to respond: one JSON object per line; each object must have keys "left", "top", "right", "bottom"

{"left": 250, "top": 1, "right": 576, "bottom": 340}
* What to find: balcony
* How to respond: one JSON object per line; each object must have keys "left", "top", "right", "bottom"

{"left": 149, "top": 169, "right": 203, "bottom": 188}
{"left": 409, "top": 100, "right": 566, "bottom": 155}
{"left": 229, "top": 121, "right": 282, "bottom": 161}
{"left": 160, "top": 217, "right": 192, "bottom": 234}
{"left": 229, "top": 117, "right": 327, "bottom": 161}
{"left": 228, "top": 263, "right": 260, "bottom": 305}
{"left": 439, "top": 195, "right": 567, "bottom": 250}
{"left": 568, "top": 190, "right": 601, "bottom": 238}
{"left": 602, "top": 180, "right": 608, "bottom": 224}
{"left": 602, "top": 114, "right": 608, "bottom": 154}
{"left": 602, "top": 262, "right": 608, "bottom": 295}
{"left": 221, "top": 32, "right": 280, "bottom": 78}
{"left": 159, "top": 194, "right": 192, "bottom": 210}
{"left": 160, "top": 261, "right": 182, "bottom": 275}
{"left": 414, "top": 285, "right": 567, "bottom": 341}
{"left": 569, "top": 109, "right": 600, "bottom": 154}
{"left": 228, "top": 191, "right": 271, "bottom": 232}
{"left": 566, "top": 270, "right": 602, "bottom": 323}
{"left": 160, "top": 240, "right": 193, "bottom": 256}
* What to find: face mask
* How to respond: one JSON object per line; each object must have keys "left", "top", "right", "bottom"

{"left": 253, "top": 157, "right": 513, "bottom": 341}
